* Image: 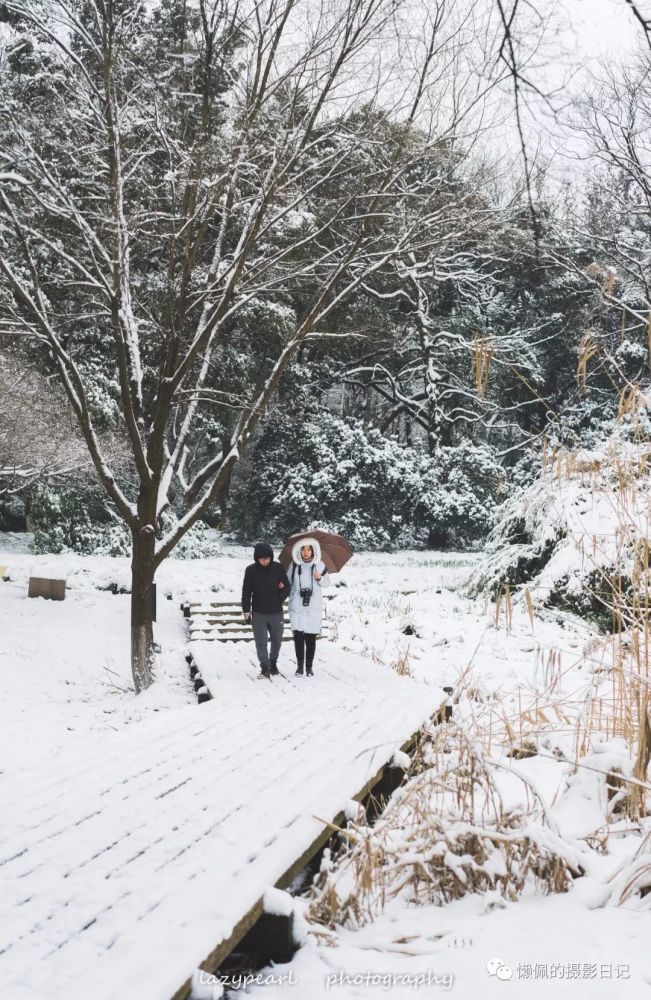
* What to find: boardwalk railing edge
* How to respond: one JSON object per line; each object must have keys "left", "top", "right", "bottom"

{"left": 169, "top": 729, "right": 422, "bottom": 1000}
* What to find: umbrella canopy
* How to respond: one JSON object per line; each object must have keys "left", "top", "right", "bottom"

{"left": 278, "top": 530, "right": 353, "bottom": 574}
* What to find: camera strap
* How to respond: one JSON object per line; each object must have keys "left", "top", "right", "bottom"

{"left": 293, "top": 562, "right": 315, "bottom": 594}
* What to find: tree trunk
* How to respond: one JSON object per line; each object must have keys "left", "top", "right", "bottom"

{"left": 424, "top": 344, "right": 442, "bottom": 456}
{"left": 131, "top": 525, "right": 156, "bottom": 693}
{"left": 217, "top": 437, "right": 234, "bottom": 529}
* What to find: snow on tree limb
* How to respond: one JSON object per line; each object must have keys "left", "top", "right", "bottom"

{"left": 0, "top": 0, "right": 519, "bottom": 686}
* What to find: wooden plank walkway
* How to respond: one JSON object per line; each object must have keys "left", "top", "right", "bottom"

{"left": 0, "top": 636, "right": 444, "bottom": 1000}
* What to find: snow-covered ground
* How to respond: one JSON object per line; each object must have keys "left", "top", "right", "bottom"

{"left": 0, "top": 537, "right": 648, "bottom": 998}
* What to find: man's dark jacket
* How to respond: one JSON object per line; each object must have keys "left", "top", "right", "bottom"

{"left": 242, "top": 542, "right": 291, "bottom": 615}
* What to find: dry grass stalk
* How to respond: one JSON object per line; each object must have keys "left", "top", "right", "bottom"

{"left": 473, "top": 335, "right": 494, "bottom": 398}
{"left": 631, "top": 695, "right": 651, "bottom": 817}
{"left": 494, "top": 588, "right": 502, "bottom": 628}
{"left": 585, "top": 261, "right": 616, "bottom": 301}
{"left": 531, "top": 443, "right": 651, "bottom": 821}
{"left": 391, "top": 649, "right": 414, "bottom": 677}
{"left": 307, "top": 728, "right": 578, "bottom": 930}
{"left": 524, "top": 587, "right": 535, "bottom": 632}
{"left": 576, "top": 330, "right": 599, "bottom": 392}
{"left": 618, "top": 384, "right": 645, "bottom": 427}
{"left": 604, "top": 831, "right": 651, "bottom": 907}
{"left": 494, "top": 585, "right": 512, "bottom": 632}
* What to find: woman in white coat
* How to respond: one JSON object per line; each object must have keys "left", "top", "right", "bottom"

{"left": 288, "top": 536, "right": 329, "bottom": 676}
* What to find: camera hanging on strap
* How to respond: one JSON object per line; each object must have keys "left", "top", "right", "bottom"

{"left": 293, "top": 561, "right": 316, "bottom": 606}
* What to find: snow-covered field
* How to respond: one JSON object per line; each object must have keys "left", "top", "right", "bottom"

{"left": 0, "top": 537, "right": 648, "bottom": 998}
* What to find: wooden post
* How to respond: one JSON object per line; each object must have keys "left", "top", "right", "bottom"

{"left": 367, "top": 763, "right": 406, "bottom": 821}
{"left": 234, "top": 889, "right": 295, "bottom": 965}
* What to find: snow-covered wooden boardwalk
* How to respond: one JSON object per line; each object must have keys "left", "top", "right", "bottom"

{"left": 0, "top": 640, "right": 443, "bottom": 1000}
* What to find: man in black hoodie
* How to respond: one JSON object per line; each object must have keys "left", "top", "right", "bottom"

{"left": 242, "top": 542, "right": 291, "bottom": 678}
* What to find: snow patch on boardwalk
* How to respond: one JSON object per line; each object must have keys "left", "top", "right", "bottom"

{"left": 0, "top": 629, "right": 442, "bottom": 1000}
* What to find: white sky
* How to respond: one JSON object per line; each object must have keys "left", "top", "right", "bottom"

{"left": 1, "top": 0, "right": 647, "bottom": 189}
{"left": 474, "top": 0, "right": 650, "bottom": 188}
{"left": 566, "top": 0, "right": 639, "bottom": 60}
{"left": 373, "top": 0, "right": 649, "bottom": 188}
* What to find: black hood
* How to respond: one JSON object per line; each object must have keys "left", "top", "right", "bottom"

{"left": 253, "top": 541, "right": 274, "bottom": 563}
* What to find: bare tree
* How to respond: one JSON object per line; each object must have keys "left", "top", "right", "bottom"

{"left": 624, "top": 0, "right": 651, "bottom": 50}
{"left": 0, "top": 0, "right": 479, "bottom": 690}
{"left": 562, "top": 57, "right": 651, "bottom": 358}
{"left": 344, "top": 227, "right": 499, "bottom": 456}
{"left": 0, "top": 345, "right": 110, "bottom": 496}
{"left": 341, "top": 197, "right": 562, "bottom": 457}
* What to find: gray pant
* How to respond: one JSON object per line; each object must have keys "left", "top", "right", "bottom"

{"left": 251, "top": 611, "right": 284, "bottom": 667}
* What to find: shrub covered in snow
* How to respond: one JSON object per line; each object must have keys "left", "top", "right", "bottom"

{"left": 230, "top": 409, "right": 504, "bottom": 549}
{"left": 31, "top": 482, "right": 222, "bottom": 558}
{"left": 469, "top": 435, "right": 651, "bottom": 629}
{"left": 0, "top": 493, "right": 26, "bottom": 532}
{"left": 31, "top": 482, "right": 131, "bottom": 556}
{"left": 156, "top": 514, "right": 222, "bottom": 560}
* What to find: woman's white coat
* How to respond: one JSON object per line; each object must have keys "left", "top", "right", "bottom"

{"left": 287, "top": 537, "right": 329, "bottom": 634}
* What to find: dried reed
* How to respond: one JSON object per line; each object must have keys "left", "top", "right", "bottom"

{"left": 307, "top": 727, "right": 579, "bottom": 929}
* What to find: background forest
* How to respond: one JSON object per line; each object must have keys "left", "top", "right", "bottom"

{"left": 0, "top": 0, "right": 649, "bottom": 557}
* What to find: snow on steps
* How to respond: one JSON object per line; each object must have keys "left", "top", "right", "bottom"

{"left": 0, "top": 640, "right": 444, "bottom": 1000}
{"left": 184, "top": 599, "right": 333, "bottom": 642}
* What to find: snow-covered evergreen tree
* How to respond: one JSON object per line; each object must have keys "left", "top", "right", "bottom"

{"left": 0, "top": 0, "right": 494, "bottom": 689}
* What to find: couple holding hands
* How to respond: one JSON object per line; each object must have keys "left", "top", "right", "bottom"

{"left": 241, "top": 536, "right": 329, "bottom": 679}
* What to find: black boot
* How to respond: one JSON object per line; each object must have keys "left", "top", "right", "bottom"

{"left": 270, "top": 659, "right": 279, "bottom": 676}
{"left": 305, "top": 635, "right": 316, "bottom": 676}
{"left": 259, "top": 663, "right": 271, "bottom": 679}
{"left": 294, "top": 632, "right": 305, "bottom": 676}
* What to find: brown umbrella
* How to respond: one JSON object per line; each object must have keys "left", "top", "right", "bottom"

{"left": 278, "top": 530, "right": 353, "bottom": 574}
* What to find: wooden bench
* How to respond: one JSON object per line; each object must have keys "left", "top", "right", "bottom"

{"left": 28, "top": 576, "right": 66, "bottom": 601}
